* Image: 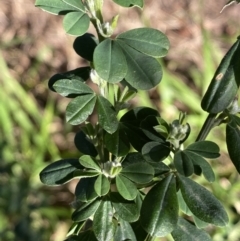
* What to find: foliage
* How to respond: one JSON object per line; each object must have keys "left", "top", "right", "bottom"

{"left": 34, "top": 0, "right": 240, "bottom": 240}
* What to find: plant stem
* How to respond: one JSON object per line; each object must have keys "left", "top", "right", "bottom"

{"left": 195, "top": 113, "right": 217, "bottom": 141}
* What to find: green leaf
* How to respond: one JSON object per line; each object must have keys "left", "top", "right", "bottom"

{"left": 72, "top": 199, "right": 101, "bottom": 222}
{"left": 117, "top": 40, "right": 163, "bottom": 90}
{"left": 40, "top": 159, "right": 82, "bottom": 185}
{"left": 149, "top": 162, "right": 170, "bottom": 176}
{"left": 186, "top": 141, "right": 220, "bottom": 158}
{"left": 66, "top": 94, "right": 96, "bottom": 125}
{"left": 113, "top": 0, "right": 143, "bottom": 8}
{"left": 74, "top": 131, "right": 98, "bottom": 157}
{"left": 178, "top": 175, "right": 229, "bottom": 226}
{"left": 177, "top": 191, "right": 192, "bottom": 216}
{"left": 201, "top": 37, "right": 240, "bottom": 113}
{"left": 110, "top": 192, "right": 140, "bottom": 222}
{"left": 117, "top": 28, "right": 169, "bottom": 58}
{"left": 193, "top": 215, "right": 209, "bottom": 229}
{"left": 141, "top": 174, "right": 178, "bottom": 237}
{"left": 53, "top": 79, "right": 93, "bottom": 97}
{"left": 63, "top": 12, "right": 90, "bottom": 36}
{"left": 116, "top": 175, "right": 138, "bottom": 200}
{"left": 93, "top": 200, "right": 115, "bottom": 241}
{"left": 73, "top": 169, "right": 100, "bottom": 178}
{"left": 142, "top": 141, "right": 170, "bottom": 163}
{"left": 62, "top": 0, "right": 85, "bottom": 11}
{"left": 75, "top": 177, "right": 98, "bottom": 202}
{"left": 174, "top": 150, "right": 194, "bottom": 177}
{"left": 35, "top": 0, "right": 78, "bottom": 15}
{"left": 93, "top": 39, "right": 127, "bottom": 83}
{"left": 114, "top": 219, "right": 137, "bottom": 241}
{"left": 171, "top": 217, "right": 211, "bottom": 241}
{"left": 104, "top": 126, "right": 130, "bottom": 156}
{"left": 121, "top": 162, "right": 154, "bottom": 184}
{"left": 73, "top": 33, "right": 98, "bottom": 61}
{"left": 79, "top": 155, "right": 101, "bottom": 172}
{"left": 76, "top": 230, "right": 98, "bottom": 241}
{"left": 184, "top": 151, "right": 215, "bottom": 182}
{"left": 94, "top": 174, "right": 110, "bottom": 196}
{"left": 226, "top": 119, "right": 240, "bottom": 173}
{"left": 97, "top": 96, "right": 118, "bottom": 134}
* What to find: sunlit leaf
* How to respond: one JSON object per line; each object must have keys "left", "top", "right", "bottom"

{"left": 94, "top": 174, "right": 110, "bottom": 196}
{"left": 141, "top": 174, "right": 178, "bottom": 236}
{"left": 79, "top": 155, "right": 101, "bottom": 171}
{"left": 62, "top": 0, "right": 85, "bottom": 12}
{"left": 113, "top": 0, "right": 144, "bottom": 8}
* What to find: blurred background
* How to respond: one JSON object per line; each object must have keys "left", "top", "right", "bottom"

{"left": 1, "top": 0, "right": 240, "bottom": 240}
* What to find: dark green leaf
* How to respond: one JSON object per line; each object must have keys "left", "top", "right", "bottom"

{"left": 149, "top": 162, "right": 170, "bottom": 176}
{"left": 110, "top": 192, "right": 140, "bottom": 222}
{"left": 73, "top": 169, "right": 100, "bottom": 178}
{"left": 142, "top": 141, "right": 170, "bottom": 163}
{"left": 186, "top": 141, "right": 220, "bottom": 158}
{"left": 63, "top": 12, "right": 90, "bottom": 36}
{"left": 116, "top": 174, "right": 138, "bottom": 200}
{"left": 74, "top": 131, "right": 98, "bottom": 157}
{"left": 117, "top": 40, "right": 162, "bottom": 90}
{"left": 185, "top": 151, "right": 215, "bottom": 182}
{"left": 122, "top": 152, "right": 146, "bottom": 167}
{"left": 226, "top": 119, "right": 240, "bottom": 173}
{"left": 53, "top": 79, "right": 93, "bottom": 97}
{"left": 73, "top": 33, "right": 98, "bottom": 61}
{"left": 121, "top": 162, "right": 154, "bottom": 184}
{"left": 171, "top": 217, "right": 211, "bottom": 241}
{"left": 104, "top": 125, "right": 130, "bottom": 156}
{"left": 35, "top": 0, "right": 78, "bottom": 15}
{"left": 79, "top": 155, "right": 101, "bottom": 171}
{"left": 114, "top": 219, "right": 137, "bottom": 241}
{"left": 77, "top": 230, "right": 98, "bottom": 241}
{"left": 117, "top": 28, "right": 169, "bottom": 57}
{"left": 174, "top": 150, "right": 194, "bottom": 177}
{"left": 40, "top": 159, "right": 82, "bottom": 185}
{"left": 75, "top": 177, "right": 98, "bottom": 202}
{"left": 94, "top": 174, "right": 110, "bottom": 196}
{"left": 141, "top": 174, "right": 178, "bottom": 236}
{"left": 72, "top": 198, "right": 101, "bottom": 222}
{"left": 178, "top": 175, "right": 229, "bottom": 226}
{"left": 113, "top": 0, "right": 143, "bottom": 8}
{"left": 66, "top": 94, "right": 96, "bottom": 125}
{"left": 193, "top": 215, "right": 209, "bottom": 229}
{"left": 131, "top": 221, "right": 148, "bottom": 241}
{"left": 97, "top": 96, "right": 118, "bottom": 134}
{"left": 177, "top": 191, "right": 192, "bottom": 216}
{"left": 201, "top": 37, "right": 240, "bottom": 113}
{"left": 94, "top": 39, "right": 127, "bottom": 83}
{"left": 62, "top": 0, "right": 85, "bottom": 12}
{"left": 93, "top": 200, "right": 115, "bottom": 241}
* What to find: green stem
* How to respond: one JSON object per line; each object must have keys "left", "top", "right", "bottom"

{"left": 195, "top": 113, "right": 217, "bottom": 141}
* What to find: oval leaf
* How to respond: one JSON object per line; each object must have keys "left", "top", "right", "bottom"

{"left": 66, "top": 94, "right": 96, "bottom": 125}
{"left": 94, "top": 174, "right": 110, "bottom": 196}
{"left": 117, "top": 28, "right": 169, "bottom": 58}
{"left": 93, "top": 200, "right": 115, "bottom": 241}
{"left": 62, "top": 0, "right": 85, "bottom": 12}
{"left": 94, "top": 39, "right": 127, "bottom": 83}
{"left": 178, "top": 175, "right": 229, "bottom": 226}
{"left": 114, "top": 219, "right": 137, "bottom": 241}
{"left": 186, "top": 140, "right": 220, "bottom": 158}
{"left": 171, "top": 217, "right": 211, "bottom": 241}
{"left": 113, "top": 0, "right": 143, "bottom": 8}
{"left": 79, "top": 155, "right": 101, "bottom": 171}
{"left": 63, "top": 12, "right": 90, "bottom": 36}
{"left": 116, "top": 175, "right": 138, "bottom": 200}
{"left": 97, "top": 96, "right": 118, "bottom": 134}
{"left": 117, "top": 40, "right": 163, "bottom": 90}
{"left": 40, "top": 159, "right": 82, "bottom": 185}
{"left": 141, "top": 174, "right": 178, "bottom": 237}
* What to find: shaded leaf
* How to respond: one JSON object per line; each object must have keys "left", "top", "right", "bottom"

{"left": 63, "top": 12, "right": 90, "bottom": 36}
{"left": 93, "top": 200, "right": 115, "bottom": 241}
{"left": 171, "top": 217, "right": 211, "bottom": 241}
{"left": 121, "top": 162, "right": 154, "bottom": 184}
{"left": 141, "top": 174, "right": 178, "bottom": 236}
{"left": 79, "top": 155, "right": 101, "bottom": 171}
{"left": 94, "top": 39, "right": 127, "bottom": 83}
{"left": 97, "top": 96, "right": 118, "bottom": 134}
{"left": 77, "top": 230, "right": 98, "bottom": 241}
{"left": 66, "top": 94, "right": 96, "bottom": 125}
{"left": 72, "top": 198, "right": 101, "bottom": 222}
{"left": 116, "top": 174, "right": 138, "bottom": 200}
{"left": 186, "top": 141, "right": 220, "bottom": 158}
{"left": 94, "top": 174, "right": 110, "bottom": 196}
{"left": 40, "top": 159, "right": 82, "bottom": 185}
{"left": 178, "top": 175, "right": 229, "bottom": 226}
{"left": 73, "top": 33, "right": 98, "bottom": 61}
{"left": 177, "top": 191, "right": 192, "bottom": 216}
{"left": 149, "top": 162, "right": 170, "bottom": 176}
{"left": 117, "top": 28, "right": 169, "bottom": 57}
{"left": 114, "top": 219, "right": 137, "bottom": 241}
{"left": 110, "top": 192, "right": 140, "bottom": 222}
{"left": 174, "top": 150, "right": 194, "bottom": 177}
{"left": 193, "top": 215, "right": 209, "bottom": 229}
{"left": 73, "top": 169, "right": 100, "bottom": 178}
